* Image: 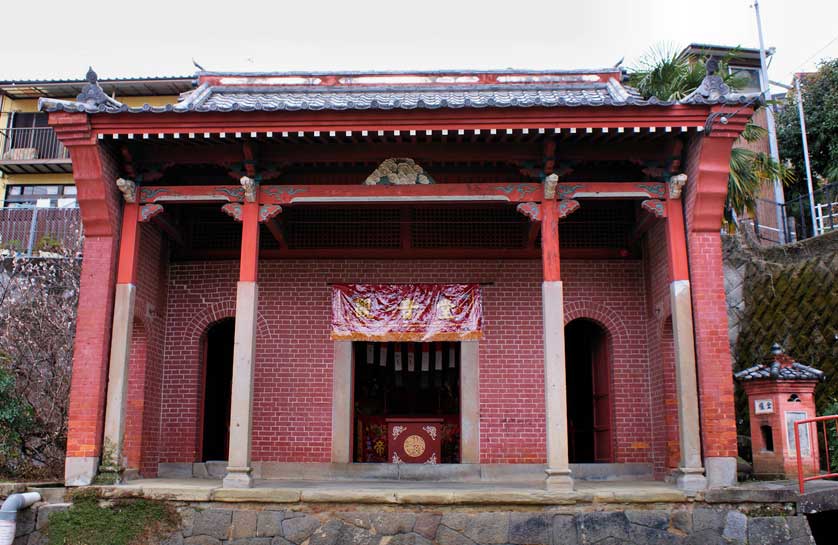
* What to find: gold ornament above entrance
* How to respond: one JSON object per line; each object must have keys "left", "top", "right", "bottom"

{"left": 364, "top": 158, "right": 435, "bottom": 185}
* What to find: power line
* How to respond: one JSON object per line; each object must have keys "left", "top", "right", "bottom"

{"left": 790, "top": 34, "right": 838, "bottom": 74}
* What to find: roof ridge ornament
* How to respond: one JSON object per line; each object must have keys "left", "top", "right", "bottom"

{"left": 684, "top": 56, "right": 731, "bottom": 102}
{"left": 75, "top": 66, "right": 124, "bottom": 109}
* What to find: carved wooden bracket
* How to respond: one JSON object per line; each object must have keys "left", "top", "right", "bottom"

{"left": 259, "top": 204, "right": 282, "bottom": 223}
{"left": 240, "top": 176, "right": 258, "bottom": 202}
{"left": 558, "top": 199, "right": 580, "bottom": 218}
{"left": 543, "top": 174, "right": 558, "bottom": 200}
{"left": 116, "top": 178, "right": 136, "bottom": 203}
{"left": 669, "top": 173, "right": 687, "bottom": 199}
{"left": 222, "top": 203, "right": 243, "bottom": 222}
{"left": 642, "top": 199, "right": 666, "bottom": 218}
{"left": 516, "top": 202, "right": 541, "bottom": 222}
{"left": 139, "top": 204, "right": 164, "bottom": 223}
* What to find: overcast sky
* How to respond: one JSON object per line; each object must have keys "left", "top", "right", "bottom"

{"left": 2, "top": 0, "right": 836, "bottom": 91}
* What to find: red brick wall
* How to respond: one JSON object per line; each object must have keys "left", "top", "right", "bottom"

{"left": 123, "top": 225, "right": 168, "bottom": 476}
{"left": 65, "top": 145, "right": 122, "bottom": 460}
{"left": 158, "top": 258, "right": 656, "bottom": 466}
{"left": 684, "top": 134, "right": 739, "bottom": 460}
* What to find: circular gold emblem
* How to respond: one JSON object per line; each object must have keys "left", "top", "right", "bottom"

{"left": 403, "top": 434, "right": 426, "bottom": 457}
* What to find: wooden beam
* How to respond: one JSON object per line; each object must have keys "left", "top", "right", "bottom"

{"left": 137, "top": 182, "right": 667, "bottom": 205}
{"left": 171, "top": 247, "right": 637, "bottom": 261}
{"left": 151, "top": 213, "right": 185, "bottom": 246}
{"left": 264, "top": 218, "right": 287, "bottom": 250}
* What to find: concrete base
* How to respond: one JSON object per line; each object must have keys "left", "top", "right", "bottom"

{"left": 222, "top": 467, "right": 254, "bottom": 488}
{"left": 64, "top": 456, "right": 99, "bottom": 486}
{"left": 705, "top": 456, "right": 738, "bottom": 488}
{"left": 672, "top": 467, "right": 708, "bottom": 492}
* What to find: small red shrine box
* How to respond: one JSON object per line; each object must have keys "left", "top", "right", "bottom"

{"left": 387, "top": 418, "right": 443, "bottom": 464}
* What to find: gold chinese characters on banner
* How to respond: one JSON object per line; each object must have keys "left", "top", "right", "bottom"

{"left": 330, "top": 284, "right": 483, "bottom": 342}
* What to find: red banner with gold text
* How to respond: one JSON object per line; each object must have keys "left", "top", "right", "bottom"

{"left": 330, "top": 284, "right": 483, "bottom": 342}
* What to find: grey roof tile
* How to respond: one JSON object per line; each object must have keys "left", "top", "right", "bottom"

{"left": 38, "top": 71, "right": 754, "bottom": 114}
{"left": 734, "top": 361, "right": 826, "bottom": 382}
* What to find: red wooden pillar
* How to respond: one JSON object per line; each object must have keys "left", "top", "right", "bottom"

{"left": 49, "top": 112, "right": 123, "bottom": 486}
{"left": 541, "top": 196, "right": 574, "bottom": 490}
{"left": 224, "top": 190, "right": 260, "bottom": 488}
{"left": 683, "top": 112, "right": 751, "bottom": 487}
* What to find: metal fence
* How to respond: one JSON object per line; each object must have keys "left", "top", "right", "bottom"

{"left": 0, "top": 206, "right": 82, "bottom": 256}
{"left": 749, "top": 182, "right": 838, "bottom": 244}
{"left": 1, "top": 127, "right": 69, "bottom": 161}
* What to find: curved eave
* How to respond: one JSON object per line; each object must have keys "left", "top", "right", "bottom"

{"left": 40, "top": 94, "right": 753, "bottom": 115}
{"left": 41, "top": 102, "right": 753, "bottom": 139}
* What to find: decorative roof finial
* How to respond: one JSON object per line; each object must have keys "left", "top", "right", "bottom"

{"left": 771, "top": 343, "right": 784, "bottom": 356}
{"left": 705, "top": 56, "right": 719, "bottom": 77}
{"left": 682, "top": 56, "right": 730, "bottom": 102}
{"left": 76, "top": 66, "right": 117, "bottom": 107}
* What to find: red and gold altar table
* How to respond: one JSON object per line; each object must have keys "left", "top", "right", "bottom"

{"left": 387, "top": 418, "right": 443, "bottom": 464}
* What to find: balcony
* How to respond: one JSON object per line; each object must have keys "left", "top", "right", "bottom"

{"left": 0, "top": 127, "right": 72, "bottom": 174}
{"left": 0, "top": 206, "right": 82, "bottom": 257}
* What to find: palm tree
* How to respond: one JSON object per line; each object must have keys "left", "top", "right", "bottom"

{"left": 628, "top": 46, "right": 794, "bottom": 225}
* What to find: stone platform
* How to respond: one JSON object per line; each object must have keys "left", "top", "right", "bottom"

{"left": 7, "top": 478, "right": 837, "bottom": 544}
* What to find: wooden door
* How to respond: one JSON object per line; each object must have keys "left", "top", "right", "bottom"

{"left": 591, "top": 332, "right": 612, "bottom": 462}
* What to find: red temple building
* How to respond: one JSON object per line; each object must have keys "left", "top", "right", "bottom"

{"left": 40, "top": 63, "right": 752, "bottom": 491}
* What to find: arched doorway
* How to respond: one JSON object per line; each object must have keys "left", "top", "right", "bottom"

{"left": 200, "top": 318, "right": 235, "bottom": 462}
{"left": 565, "top": 318, "right": 613, "bottom": 463}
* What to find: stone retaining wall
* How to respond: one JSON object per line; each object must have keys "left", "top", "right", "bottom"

{"left": 10, "top": 502, "right": 817, "bottom": 545}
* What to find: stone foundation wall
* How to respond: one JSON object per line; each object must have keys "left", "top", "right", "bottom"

{"left": 11, "top": 502, "right": 817, "bottom": 545}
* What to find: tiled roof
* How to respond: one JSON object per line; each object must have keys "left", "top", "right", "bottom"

{"left": 734, "top": 361, "right": 826, "bottom": 382}
{"left": 38, "top": 68, "right": 754, "bottom": 114}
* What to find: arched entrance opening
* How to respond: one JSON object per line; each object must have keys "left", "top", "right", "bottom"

{"left": 200, "top": 318, "right": 235, "bottom": 462}
{"left": 565, "top": 318, "right": 613, "bottom": 463}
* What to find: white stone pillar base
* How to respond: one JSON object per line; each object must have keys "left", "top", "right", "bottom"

{"left": 225, "top": 281, "right": 258, "bottom": 488}
{"left": 102, "top": 283, "right": 137, "bottom": 479}
{"left": 545, "top": 468, "right": 574, "bottom": 491}
{"left": 670, "top": 280, "right": 706, "bottom": 489}
{"left": 671, "top": 467, "right": 708, "bottom": 492}
{"left": 705, "top": 456, "right": 738, "bottom": 488}
{"left": 543, "top": 281, "right": 574, "bottom": 490}
{"left": 222, "top": 466, "right": 254, "bottom": 488}
{"left": 65, "top": 456, "right": 99, "bottom": 486}
{"left": 330, "top": 341, "right": 353, "bottom": 464}
{"left": 460, "top": 341, "right": 480, "bottom": 464}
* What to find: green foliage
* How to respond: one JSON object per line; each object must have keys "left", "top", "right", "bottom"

{"left": 36, "top": 234, "right": 63, "bottom": 252}
{"left": 628, "top": 44, "right": 748, "bottom": 101}
{"left": 822, "top": 399, "right": 838, "bottom": 473}
{"left": 628, "top": 44, "right": 793, "bottom": 221}
{"left": 819, "top": 398, "right": 838, "bottom": 473}
{"left": 777, "top": 58, "right": 838, "bottom": 193}
{"left": 47, "top": 491, "right": 177, "bottom": 545}
{"left": 0, "top": 366, "right": 36, "bottom": 470}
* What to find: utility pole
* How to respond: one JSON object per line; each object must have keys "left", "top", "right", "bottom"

{"left": 794, "top": 76, "right": 818, "bottom": 235}
{"left": 771, "top": 76, "right": 818, "bottom": 236}
{"left": 753, "top": 0, "right": 787, "bottom": 243}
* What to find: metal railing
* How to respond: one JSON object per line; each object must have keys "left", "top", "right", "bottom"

{"left": 0, "top": 127, "right": 69, "bottom": 161}
{"left": 750, "top": 182, "right": 838, "bottom": 244}
{"left": 795, "top": 414, "right": 838, "bottom": 493}
{"left": 0, "top": 206, "right": 82, "bottom": 257}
